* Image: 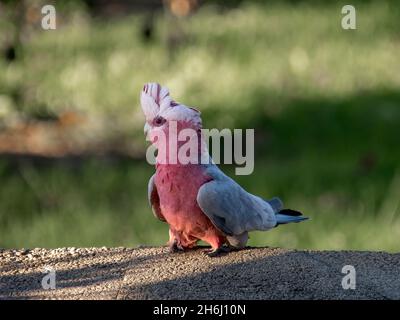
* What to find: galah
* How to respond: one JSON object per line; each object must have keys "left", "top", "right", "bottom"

{"left": 141, "top": 83, "right": 308, "bottom": 256}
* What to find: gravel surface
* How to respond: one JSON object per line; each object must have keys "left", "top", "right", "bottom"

{"left": 0, "top": 246, "right": 399, "bottom": 300}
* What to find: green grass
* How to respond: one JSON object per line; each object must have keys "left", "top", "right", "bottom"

{"left": 0, "top": 1, "right": 399, "bottom": 251}
{"left": 1, "top": 157, "right": 399, "bottom": 251}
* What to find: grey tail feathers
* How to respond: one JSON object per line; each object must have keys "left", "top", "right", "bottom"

{"left": 275, "top": 209, "right": 309, "bottom": 226}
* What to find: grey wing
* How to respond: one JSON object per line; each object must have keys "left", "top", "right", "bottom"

{"left": 196, "top": 165, "right": 277, "bottom": 236}
{"left": 148, "top": 174, "right": 166, "bottom": 222}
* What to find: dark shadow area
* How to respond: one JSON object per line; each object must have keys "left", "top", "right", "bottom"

{"left": 122, "top": 248, "right": 400, "bottom": 300}
{"left": 1, "top": 248, "right": 399, "bottom": 299}
{"left": 0, "top": 248, "right": 170, "bottom": 299}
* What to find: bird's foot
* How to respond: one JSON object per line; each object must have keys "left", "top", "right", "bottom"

{"left": 203, "top": 246, "right": 230, "bottom": 257}
{"left": 169, "top": 240, "right": 185, "bottom": 253}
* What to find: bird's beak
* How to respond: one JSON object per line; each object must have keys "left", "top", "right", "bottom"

{"left": 144, "top": 122, "right": 151, "bottom": 141}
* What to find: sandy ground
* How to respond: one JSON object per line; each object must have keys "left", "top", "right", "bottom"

{"left": 0, "top": 246, "right": 399, "bottom": 300}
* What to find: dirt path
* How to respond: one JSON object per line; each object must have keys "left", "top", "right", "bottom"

{"left": 1, "top": 247, "right": 399, "bottom": 299}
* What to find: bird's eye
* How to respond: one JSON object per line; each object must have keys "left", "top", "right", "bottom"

{"left": 153, "top": 116, "right": 166, "bottom": 127}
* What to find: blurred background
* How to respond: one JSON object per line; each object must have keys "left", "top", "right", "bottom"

{"left": 0, "top": 0, "right": 399, "bottom": 251}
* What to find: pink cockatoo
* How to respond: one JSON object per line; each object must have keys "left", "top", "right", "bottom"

{"left": 141, "top": 83, "right": 308, "bottom": 256}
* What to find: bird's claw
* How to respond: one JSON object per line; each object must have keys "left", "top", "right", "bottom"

{"left": 169, "top": 240, "right": 184, "bottom": 253}
{"left": 203, "top": 246, "right": 230, "bottom": 257}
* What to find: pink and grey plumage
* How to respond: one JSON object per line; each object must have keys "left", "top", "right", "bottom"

{"left": 141, "top": 83, "right": 308, "bottom": 256}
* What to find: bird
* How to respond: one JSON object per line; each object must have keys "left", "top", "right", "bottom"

{"left": 141, "top": 82, "right": 309, "bottom": 257}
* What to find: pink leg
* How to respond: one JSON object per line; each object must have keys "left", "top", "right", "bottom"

{"left": 168, "top": 228, "right": 198, "bottom": 252}
{"left": 168, "top": 228, "right": 184, "bottom": 253}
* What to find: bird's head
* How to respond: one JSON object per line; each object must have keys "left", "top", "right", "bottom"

{"left": 140, "top": 82, "right": 202, "bottom": 147}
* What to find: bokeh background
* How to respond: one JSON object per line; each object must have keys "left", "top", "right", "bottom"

{"left": 1, "top": 0, "right": 399, "bottom": 251}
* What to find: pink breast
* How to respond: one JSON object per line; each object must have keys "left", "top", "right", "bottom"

{"left": 155, "top": 164, "right": 213, "bottom": 235}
